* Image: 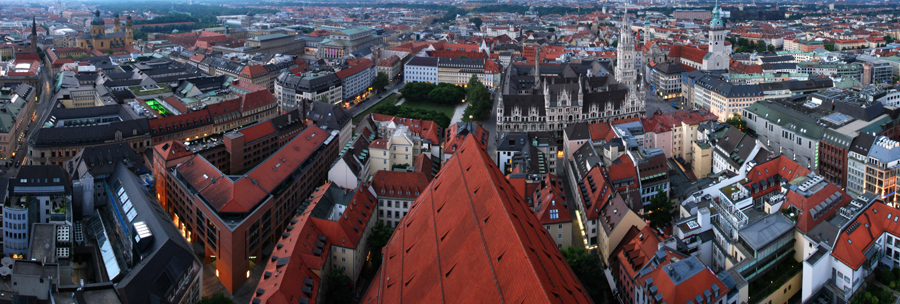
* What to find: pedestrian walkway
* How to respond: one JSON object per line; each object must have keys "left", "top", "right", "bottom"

{"left": 350, "top": 88, "right": 398, "bottom": 117}
{"left": 450, "top": 102, "right": 467, "bottom": 124}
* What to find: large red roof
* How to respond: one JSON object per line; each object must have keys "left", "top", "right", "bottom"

{"left": 252, "top": 197, "right": 328, "bottom": 304}
{"left": 581, "top": 166, "right": 615, "bottom": 221}
{"left": 361, "top": 137, "right": 592, "bottom": 303}
{"left": 239, "top": 121, "right": 276, "bottom": 143}
{"left": 175, "top": 125, "right": 332, "bottom": 213}
{"left": 832, "top": 202, "right": 897, "bottom": 270}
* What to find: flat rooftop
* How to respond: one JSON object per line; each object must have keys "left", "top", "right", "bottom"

{"left": 28, "top": 223, "right": 57, "bottom": 262}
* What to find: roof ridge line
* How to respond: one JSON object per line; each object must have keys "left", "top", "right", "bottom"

{"left": 453, "top": 152, "right": 506, "bottom": 303}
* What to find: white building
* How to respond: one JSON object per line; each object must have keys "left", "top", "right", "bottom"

{"left": 336, "top": 58, "right": 376, "bottom": 102}
{"left": 404, "top": 57, "right": 438, "bottom": 84}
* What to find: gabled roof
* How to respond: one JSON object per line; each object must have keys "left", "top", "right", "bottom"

{"left": 308, "top": 183, "right": 377, "bottom": 249}
{"left": 580, "top": 165, "right": 615, "bottom": 221}
{"left": 361, "top": 137, "right": 591, "bottom": 303}
{"left": 533, "top": 173, "right": 573, "bottom": 225}
{"left": 252, "top": 208, "right": 328, "bottom": 304}
{"left": 372, "top": 171, "right": 429, "bottom": 200}
{"left": 239, "top": 121, "right": 276, "bottom": 143}
{"left": 642, "top": 256, "right": 729, "bottom": 304}
{"left": 832, "top": 201, "right": 898, "bottom": 270}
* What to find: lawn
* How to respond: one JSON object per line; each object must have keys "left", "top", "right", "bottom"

{"left": 353, "top": 93, "right": 400, "bottom": 124}
{"left": 401, "top": 100, "right": 458, "bottom": 121}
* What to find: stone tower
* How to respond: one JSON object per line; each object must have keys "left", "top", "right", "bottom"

{"left": 90, "top": 9, "right": 105, "bottom": 37}
{"left": 702, "top": 2, "right": 730, "bottom": 71}
{"left": 31, "top": 17, "right": 37, "bottom": 54}
{"left": 114, "top": 13, "right": 121, "bottom": 33}
{"left": 615, "top": 9, "right": 637, "bottom": 92}
{"left": 126, "top": 15, "right": 133, "bottom": 41}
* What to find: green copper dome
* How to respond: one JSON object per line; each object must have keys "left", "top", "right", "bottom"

{"left": 90, "top": 9, "right": 105, "bottom": 26}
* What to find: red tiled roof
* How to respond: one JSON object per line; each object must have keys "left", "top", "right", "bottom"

{"left": 241, "top": 64, "right": 267, "bottom": 77}
{"left": 175, "top": 125, "right": 331, "bottom": 213}
{"left": 444, "top": 122, "right": 488, "bottom": 154}
{"left": 153, "top": 140, "right": 193, "bottom": 162}
{"left": 608, "top": 155, "right": 638, "bottom": 192}
{"left": 361, "top": 137, "right": 592, "bottom": 304}
{"left": 426, "top": 50, "right": 487, "bottom": 59}
{"left": 372, "top": 171, "right": 429, "bottom": 200}
{"left": 162, "top": 96, "right": 188, "bottom": 113}
{"left": 371, "top": 113, "right": 442, "bottom": 145}
{"left": 230, "top": 79, "right": 276, "bottom": 112}
{"left": 239, "top": 121, "right": 276, "bottom": 143}
{"left": 679, "top": 46, "right": 708, "bottom": 64}
{"left": 743, "top": 155, "right": 811, "bottom": 201}
{"left": 148, "top": 109, "right": 212, "bottom": 135}
{"left": 616, "top": 225, "right": 666, "bottom": 279}
{"left": 832, "top": 201, "right": 897, "bottom": 270}
{"left": 252, "top": 210, "right": 325, "bottom": 304}
{"left": 589, "top": 122, "right": 614, "bottom": 141}
{"left": 534, "top": 173, "right": 573, "bottom": 225}
{"left": 369, "top": 139, "right": 388, "bottom": 150}
{"left": 582, "top": 166, "right": 615, "bottom": 220}
{"left": 336, "top": 58, "right": 374, "bottom": 79}
{"left": 309, "top": 183, "right": 377, "bottom": 249}
{"left": 641, "top": 255, "right": 729, "bottom": 304}
{"left": 413, "top": 153, "right": 434, "bottom": 181}
{"left": 642, "top": 109, "right": 718, "bottom": 134}
{"left": 782, "top": 183, "right": 850, "bottom": 233}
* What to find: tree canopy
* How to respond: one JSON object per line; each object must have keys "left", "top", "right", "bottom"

{"left": 428, "top": 84, "right": 467, "bottom": 105}
{"left": 400, "top": 82, "right": 436, "bottom": 103}
{"left": 647, "top": 190, "right": 675, "bottom": 229}
{"left": 469, "top": 17, "right": 483, "bottom": 30}
{"left": 463, "top": 74, "right": 493, "bottom": 122}
{"left": 322, "top": 268, "right": 354, "bottom": 304}
{"left": 373, "top": 103, "right": 451, "bottom": 128}
{"left": 198, "top": 293, "right": 236, "bottom": 304}
{"left": 366, "top": 221, "right": 394, "bottom": 269}
{"left": 372, "top": 72, "right": 390, "bottom": 93}
{"left": 561, "top": 246, "right": 608, "bottom": 303}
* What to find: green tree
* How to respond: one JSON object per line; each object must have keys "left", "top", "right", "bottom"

{"left": 400, "top": 82, "right": 435, "bottom": 103}
{"left": 561, "top": 246, "right": 607, "bottom": 302}
{"left": 767, "top": 44, "right": 775, "bottom": 52}
{"left": 726, "top": 114, "right": 747, "bottom": 132}
{"left": 322, "top": 268, "right": 354, "bottom": 304}
{"left": 364, "top": 13, "right": 371, "bottom": 19}
{"left": 547, "top": 27, "right": 556, "bottom": 32}
{"left": 463, "top": 74, "right": 493, "bottom": 122}
{"left": 372, "top": 72, "right": 390, "bottom": 93}
{"left": 349, "top": 14, "right": 358, "bottom": 19}
{"left": 428, "top": 84, "right": 467, "bottom": 105}
{"left": 366, "top": 221, "right": 394, "bottom": 268}
{"left": 319, "top": 95, "right": 329, "bottom": 104}
{"left": 469, "top": 17, "right": 483, "bottom": 30}
{"left": 824, "top": 44, "right": 835, "bottom": 51}
{"left": 198, "top": 293, "right": 236, "bottom": 304}
{"left": 886, "top": 35, "right": 895, "bottom": 44}
{"left": 646, "top": 190, "right": 675, "bottom": 229}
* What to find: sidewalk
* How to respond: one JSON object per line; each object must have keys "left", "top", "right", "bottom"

{"left": 449, "top": 102, "right": 467, "bottom": 124}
